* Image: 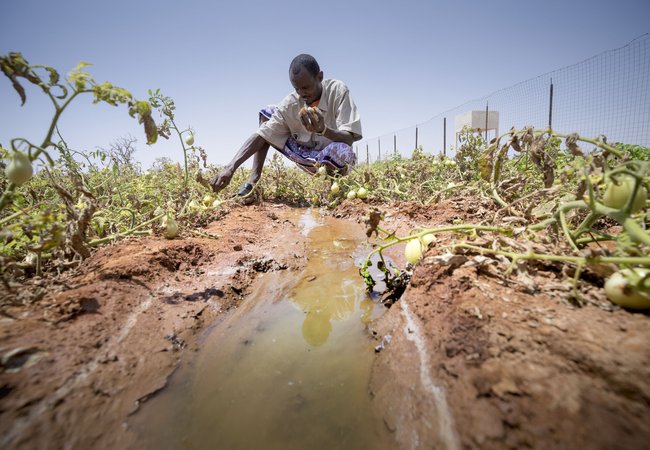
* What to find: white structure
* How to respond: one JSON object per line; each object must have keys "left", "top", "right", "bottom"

{"left": 454, "top": 110, "right": 499, "bottom": 146}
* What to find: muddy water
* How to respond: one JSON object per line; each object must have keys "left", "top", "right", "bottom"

{"left": 130, "top": 209, "right": 393, "bottom": 450}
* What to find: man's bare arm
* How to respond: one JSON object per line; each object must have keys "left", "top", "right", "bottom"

{"left": 320, "top": 127, "right": 355, "bottom": 146}
{"left": 211, "top": 133, "right": 270, "bottom": 193}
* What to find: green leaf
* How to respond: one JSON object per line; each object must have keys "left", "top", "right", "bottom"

{"left": 67, "top": 60, "right": 94, "bottom": 91}
{"left": 45, "top": 66, "right": 60, "bottom": 86}
{"left": 92, "top": 82, "right": 132, "bottom": 106}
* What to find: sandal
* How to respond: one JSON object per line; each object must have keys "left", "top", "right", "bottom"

{"left": 237, "top": 182, "right": 253, "bottom": 197}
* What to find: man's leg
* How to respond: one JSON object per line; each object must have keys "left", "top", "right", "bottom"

{"left": 247, "top": 145, "right": 269, "bottom": 185}
{"left": 317, "top": 142, "right": 357, "bottom": 175}
{"left": 234, "top": 110, "right": 274, "bottom": 196}
{"left": 235, "top": 142, "right": 269, "bottom": 196}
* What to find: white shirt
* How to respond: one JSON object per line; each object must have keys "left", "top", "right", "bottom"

{"left": 256, "top": 79, "right": 362, "bottom": 151}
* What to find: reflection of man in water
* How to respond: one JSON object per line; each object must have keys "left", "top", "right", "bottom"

{"left": 302, "top": 310, "right": 333, "bottom": 347}
{"left": 292, "top": 276, "right": 357, "bottom": 348}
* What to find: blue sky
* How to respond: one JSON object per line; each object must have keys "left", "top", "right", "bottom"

{"left": 1, "top": 0, "right": 649, "bottom": 169}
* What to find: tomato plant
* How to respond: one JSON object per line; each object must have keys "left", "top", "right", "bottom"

{"left": 1, "top": 53, "right": 648, "bottom": 314}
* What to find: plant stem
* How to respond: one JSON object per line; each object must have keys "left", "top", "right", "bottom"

{"left": 87, "top": 213, "right": 165, "bottom": 247}
{"left": 450, "top": 242, "right": 650, "bottom": 266}
{"left": 88, "top": 230, "right": 151, "bottom": 246}
{"left": 366, "top": 224, "right": 511, "bottom": 262}
{"left": 39, "top": 90, "right": 82, "bottom": 156}
{"left": 169, "top": 119, "right": 189, "bottom": 187}
{"left": 0, "top": 203, "right": 42, "bottom": 226}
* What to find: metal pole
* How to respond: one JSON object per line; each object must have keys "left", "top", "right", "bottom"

{"left": 485, "top": 102, "right": 489, "bottom": 141}
{"left": 378, "top": 138, "right": 381, "bottom": 161}
{"left": 393, "top": 134, "right": 396, "bottom": 155}
{"left": 548, "top": 78, "right": 554, "bottom": 131}
{"left": 443, "top": 117, "right": 447, "bottom": 157}
{"left": 415, "top": 126, "right": 419, "bottom": 149}
{"left": 366, "top": 144, "right": 369, "bottom": 165}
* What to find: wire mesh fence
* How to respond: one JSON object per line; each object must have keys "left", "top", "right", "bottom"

{"left": 354, "top": 33, "right": 650, "bottom": 163}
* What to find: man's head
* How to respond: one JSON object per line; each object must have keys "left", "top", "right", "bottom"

{"left": 289, "top": 54, "right": 323, "bottom": 105}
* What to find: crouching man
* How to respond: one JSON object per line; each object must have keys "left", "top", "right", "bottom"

{"left": 211, "top": 54, "right": 362, "bottom": 196}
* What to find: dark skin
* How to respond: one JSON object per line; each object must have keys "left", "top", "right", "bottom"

{"left": 211, "top": 67, "right": 355, "bottom": 194}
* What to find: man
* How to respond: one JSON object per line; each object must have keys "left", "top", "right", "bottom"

{"left": 211, "top": 54, "right": 362, "bottom": 196}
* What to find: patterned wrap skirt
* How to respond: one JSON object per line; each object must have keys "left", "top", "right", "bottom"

{"left": 260, "top": 106, "right": 357, "bottom": 175}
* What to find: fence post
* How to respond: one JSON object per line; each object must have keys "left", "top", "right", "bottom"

{"left": 366, "top": 144, "right": 369, "bottom": 165}
{"left": 378, "top": 138, "right": 381, "bottom": 161}
{"left": 485, "top": 102, "right": 489, "bottom": 141}
{"left": 548, "top": 78, "right": 554, "bottom": 131}
{"left": 415, "top": 126, "right": 419, "bottom": 149}
{"left": 443, "top": 117, "right": 447, "bottom": 157}
{"left": 393, "top": 134, "right": 396, "bottom": 155}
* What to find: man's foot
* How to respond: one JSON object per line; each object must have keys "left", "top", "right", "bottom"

{"left": 237, "top": 182, "right": 253, "bottom": 197}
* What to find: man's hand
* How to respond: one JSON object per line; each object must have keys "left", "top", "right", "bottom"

{"left": 210, "top": 167, "right": 234, "bottom": 194}
{"left": 299, "top": 107, "right": 325, "bottom": 134}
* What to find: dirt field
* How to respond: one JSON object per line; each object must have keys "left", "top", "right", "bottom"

{"left": 1, "top": 197, "right": 649, "bottom": 449}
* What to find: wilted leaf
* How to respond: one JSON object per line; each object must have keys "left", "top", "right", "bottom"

{"left": 129, "top": 100, "right": 158, "bottom": 144}
{"left": 565, "top": 133, "right": 584, "bottom": 156}
{"left": 4, "top": 72, "right": 26, "bottom": 105}
{"left": 45, "top": 66, "right": 60, "bottom": 86}
{"left": 529, "top": 134, "right": 555, "bottom": 188}
{"left": 0, "top": 52, "right": 47, "bottom": 105}
{"left": 364, "top": 208, "right": 383, "bottom": 238}
{"left": 423, "top": 253, "right": 468, "bottom": 268}
{"left": 142, "top": 114, "right": 158, "bottom": 145}
{"left": 478, "top": 144, "right": 496, "bottom": 181}
{"left": 530, "top": 199, "right": 558, "bottom": 219}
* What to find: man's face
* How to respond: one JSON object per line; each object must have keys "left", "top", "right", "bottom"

{"left": 290, "top": 68, "right": 323, "bottom": 105}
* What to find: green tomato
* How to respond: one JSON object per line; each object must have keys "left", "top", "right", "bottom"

{"left": 163, "top": 215, "right": 179, "bottom": 239}
{"left": 421, "top": 233, "right": 436, "bottom": 246}
{"left": 602, "top": 175, "right": 647, "bottom": 212}
{"left": 347, "top": 190, "right": 357, "bottom": 200}
{"left": 92, "top": 216, "right": 107, "bottom": 235}
{"left": 202, "top": 194, "right": 215, "bottom": 207}
{"left": 357, "top": 187, "right": 368, "bottom": 199}
{"left": 604, "top": 268, "right": 650, "bottom": 309}
{"left": 330, "top": 182, "right": 340, "bottom": 194}
{"left": 188, "top": 199, "right": 201, "bottom": 211}
{"left": 184, "top": 133, "right": 194, "bottom": 146}
{"left": 318, "top": 166, "right": 327, "bottom": 176}
{"left": 405, "top": 238, "right": 425, "bottom": 265}
{"left": 211, "top": 199, "right": 222, "bottom": 208}
{"left": 5, "top": 150, "right": 33, "bottom": 186}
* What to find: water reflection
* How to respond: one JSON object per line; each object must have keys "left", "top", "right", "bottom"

{"left": 292, "top": 276, "right": 355, "bottom": 347}
{"left": 290, "top": 216, "right": 374, "bottom": 348}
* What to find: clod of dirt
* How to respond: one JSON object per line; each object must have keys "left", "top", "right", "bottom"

{"left": 1, "top": 347, "right": 44, "bottom": 373}
{"left": 251, "top": 258, "right": 288, "bottom": 273}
